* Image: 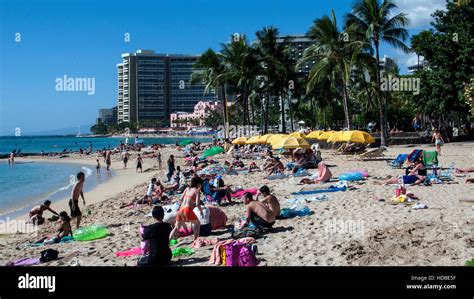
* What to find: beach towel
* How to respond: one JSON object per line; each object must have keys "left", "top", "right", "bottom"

{"left": 114, "top": 247, "right": 142, "bottom": 257}
{"left": 192, "top": 237, "right": 220, "bottom": 248}
{"left": 231, "top": 188, "right": 258, "bottom": 198}
{"left": 208, "top": 206, "right": 228, "bottom": 230}
{"left": 266, "top": 173, "right": 288, "bottom": 180}
{"left": 279, "top": 206, "right": 312, "bottom": 219}
{"left": 291, "top": 186, "right": 346, "bottom": 196}
{"left": 422, "top": 151, "right": 438, "bottom": 167}
{"left": 287, "top": 194, "right": 330, "bottom": 204}
{"left": 6, "top": 257, "right": 42, "bottom": 267}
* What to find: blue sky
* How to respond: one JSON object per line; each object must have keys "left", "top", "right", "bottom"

{"left": 0, "top": 0, "right": 445, "bottom": 135}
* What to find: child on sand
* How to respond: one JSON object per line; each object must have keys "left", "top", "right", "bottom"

{"left": 96, "top": 159, "right": 101, "bottom": 174}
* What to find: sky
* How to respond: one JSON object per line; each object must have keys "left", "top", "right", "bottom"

{"left": 0, "top": 0, "right": 446, "bottom": 135}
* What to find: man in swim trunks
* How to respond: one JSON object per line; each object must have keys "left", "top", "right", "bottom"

{"left": 29, "top": 200, "right": 59, "bottom": 225}
{"left": 69, "top": 172, "right": 86, "bottom": 229}
{"left": 256, "top": 185, "right": 280, "bottom": 218}
{"left": 241, "top": 192, "right": 276, "bottom": 230}
{"left": 169, "top": 177, "right": 204, "bottom": 241}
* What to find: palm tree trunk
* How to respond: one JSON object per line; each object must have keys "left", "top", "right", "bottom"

{"left": 280, "top": 93, "right": 287, "bottom": 133}
{"left": 342, "top": 80, "right": 351, "bottom": 129}
{"left": 264, "top": 93, "right": 270, "bottom": 133}
{"left": 375, "top": 44, "right": 388, "bottom": 146}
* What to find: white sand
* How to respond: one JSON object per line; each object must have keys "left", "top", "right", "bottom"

{"left": 0, "top": 142, "right": 473, "bottom": 266}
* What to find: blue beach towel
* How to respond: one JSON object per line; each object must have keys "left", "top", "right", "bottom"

{"left": 291, "top": 186, "right": 346, "bottom": 196}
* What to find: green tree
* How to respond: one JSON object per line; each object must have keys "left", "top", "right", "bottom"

{"left": 346, "top": 0, "right": 410, "bottom": 145}
{"left": 90, "top": 122, "right": 108, "bottom": 135}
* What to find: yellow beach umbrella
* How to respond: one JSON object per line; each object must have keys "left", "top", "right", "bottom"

{"left": 272, "top": 136, "right": 310, "bottom": 149}
{"left": 306, "top": 131, "right": 322, "bottom": 139}
{"left": 339, "top": 130, "right": 375, "bottom": 143}
{"left": 317, "top": 131, "right": 335, "bottom": 141}
{"left": 326, "top": 131, "right": 345, "bottom": 143}
{"left": 232, "top": 137, "right": 247, "bottom": 145}
{"left": 258, "top": 134, "right": 274, "bottom": 144}
{"left": 267, "top": 134, "right": 289, "bottom": 145}
{"left": 289, "top": 131, "right": 306, "bottom": 138}
{"left": 245, "top": 136, "right": 260, "bottom": 144}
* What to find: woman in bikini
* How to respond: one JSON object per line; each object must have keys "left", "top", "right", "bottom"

{"left": 169, "top": 177, "right": 204, "bottom": 241}
{"left": 431, "top": 129, "right": 445, "bottom": 156}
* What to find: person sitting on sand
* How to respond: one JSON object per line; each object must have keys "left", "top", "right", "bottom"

{"left": 56, "top": 211, "right": 72, "bottom": 241}
{"left": 210, "top": 175, "right": 233, "bottom": 205}
{"left": 29, "top": 200, "right": 59, "bottom": 225}
{"left": 69, "top": 172, "right": 86, "bottom": 229}
{"left": 169, "top": 177, "right": 204, "bottom": 241}
{"left": 239, "top": 192, "right": 276, "bottom": 230}
{"left": 456, "top": 167, "right": 474, "bottom": 174}
{"left": 405, "top": 158, "right": 427, "bottom": 177}
{"left": 138, "top": 206, "right": 172, "bottom": 267}
{"left": 255, "top": 186, "right": 280, "bottom": 218}
{"left": 267, "top": 157, "right": 285, "bottom": 176}
{"left": 299, "top": 162, "right": 332, "bottom": 185}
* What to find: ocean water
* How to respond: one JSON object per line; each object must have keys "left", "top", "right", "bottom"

{"left": 0, "top": 161, "right": 111, "bottom": 220}
{"left": 0, "top": 135, "right": 212, "bottom": 155}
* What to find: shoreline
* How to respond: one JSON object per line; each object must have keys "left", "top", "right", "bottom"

{"left": 9, "top": 155, "right": 162, "bottom": 222}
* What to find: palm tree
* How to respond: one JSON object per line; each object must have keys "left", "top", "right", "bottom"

{"left": 219, "top": 36, "right": 260, "bottom": 127}
{"left": 346, "top": 0, "right": 410, "bottom": 145}
{"left": 299, "top": 10, "right": 364, "bottom": 129}
{"left": 255, "top": 26, "right": 291, "bottom": 133}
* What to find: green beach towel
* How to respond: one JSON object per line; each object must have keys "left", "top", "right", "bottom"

{"left": 422, "top": 151, "right": 438, "bottom": 166}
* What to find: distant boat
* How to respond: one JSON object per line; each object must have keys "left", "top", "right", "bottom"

{"left": 76, "top": 125, "right": 84, "bottom": 138}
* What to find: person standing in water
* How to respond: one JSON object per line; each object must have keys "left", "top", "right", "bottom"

{"left": 96, "top": 159, "right": 101, "bottom": 174}
{"left": 106, "top": 151, "right": 112, "bottom": 171}
{"left": 136, "top": 154, "right": 144, "bottom": 173}
{"left": 122, "top": 150, "right": 129, "bottom": 169}
{"left": 69, "top": 172, "right": 86, "bottom": 229}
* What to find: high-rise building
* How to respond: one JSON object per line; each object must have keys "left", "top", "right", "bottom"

{"left": 96, "top": 107, "right": 117, "bottom": 125}
{"left": 276, "top": 35, "right": 313, "bottom": 75}
{"left": 117, "top": 50, "right": 216, "bottom": 124}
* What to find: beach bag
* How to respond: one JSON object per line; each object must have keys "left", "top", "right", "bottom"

{"left": 224, "top": 242, "right": 243, "bottom": 266}
{"left": 237, "top": 244, "right": 259, "bottom": 267}
{"left": 219, "top": 245, "right": 227, "bottom": 266}
{"left": 39, "top": 249, "right": 59, "bottom": 262}
{"left": 139, "top": 224, "right": 149, "bottom": 255}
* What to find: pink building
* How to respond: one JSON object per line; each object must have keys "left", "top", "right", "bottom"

{"left": 170, "top": 101, "right": 222, "bottom": 129}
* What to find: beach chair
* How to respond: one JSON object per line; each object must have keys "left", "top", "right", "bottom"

{"left": 422, "top": 150, "right": 439, "bottom": 168}
{"left": 439, "top": 162, "right": 455, "bottom": 180}
{"left": 358, "top": 146, "right": 387, "bottom": 160}
{"left": 388, "top": 154, "right": 408, "bottom": 168}
{"left": 202, "top": 180, "right": 219, "bottom": 205}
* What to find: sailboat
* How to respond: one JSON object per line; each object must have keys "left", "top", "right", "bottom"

{"left": 76, "top": 125, "right": 84, "bottom": 138}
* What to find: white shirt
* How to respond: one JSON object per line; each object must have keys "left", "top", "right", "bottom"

{"left": 193, "top": 206, "right": 210, "bottom": 225}
{"left": 146, "top": 183, "right": 154, "bottom": 196}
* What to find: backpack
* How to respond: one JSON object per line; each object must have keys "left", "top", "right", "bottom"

{"left": 39, "top": 249, "right": 59, "bottom": 262}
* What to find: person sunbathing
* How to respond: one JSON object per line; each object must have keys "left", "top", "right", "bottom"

{"left": 299, "top": 162, "right": 332, "bottom": 184}
{"left": 256, "top": 185, "right": 280, "bottom": 218}
{"left": 456, "top": 167, "right": 474, "bottom": 173}
{"left": 265, "top": 157, "right": 284, "bottom": 176}
{"left": 240, "top": 192, "right": 276, "bottom": 230}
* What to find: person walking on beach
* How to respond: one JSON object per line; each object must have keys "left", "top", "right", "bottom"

{"left": 136, "top": 154, "right": 143, "bottom": 173}
{"left": 106, "top": 151, "right": 112, "bottom": 171}
{"left": 96, "top": 159, "right": 101, "bottom": 174}
{"left": 169, "top": 177, "right": 204, "bottom": 241}
{"left": 167, "top": 155, "right": 175, "bottom": 182}
{"left": 432, "top": 129, "right": 445, "bottom": 156}
{"left": 69, "top": 172, "right": 86, "bottom": 229}
{"left": 412, "top": 115, "right": 421, "bottom": 132}
{"left": 156, "top": 152, "right": 162, "bottom": 170}
{"left": 122, "top": 150, "right": 129, "bottom": 169}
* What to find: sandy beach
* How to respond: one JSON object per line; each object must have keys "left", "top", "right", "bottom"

{"left": 0, "top": 142, "right": 473, "bottom": 266}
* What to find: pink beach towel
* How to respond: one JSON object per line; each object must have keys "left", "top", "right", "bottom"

{"left": 114, "top": 247, "right": 142, "bottom": 257}
{"left": 231, "top": 188, "right": 258, "bottom": 198}
{"left": 208, "top": 206, "right": 228, "bottom": 230}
